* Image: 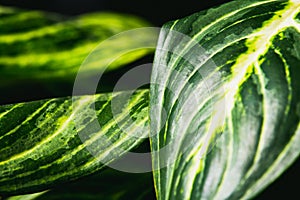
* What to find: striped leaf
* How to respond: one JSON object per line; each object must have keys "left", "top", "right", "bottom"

{"left": 0, "top": 6, "right": 155, "bottom": 83}
{"left": 5, "top": 168, "right": 155, "bottom": 200}
{"left": 5, "top": 191, "right": 47, "bottom": 200}
{"left": 150, "top": 0, "right": 300, "bottom": 199}
{"left": 0, "top": 89, "right": 149, "bottom": 195}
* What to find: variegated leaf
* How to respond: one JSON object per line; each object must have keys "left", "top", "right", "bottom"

{"left": 0, "top": 90, "right": 149, "bottom": 195}
{"left": 150, "top": 0, "right": 300, "bottom": 199}
{"left": 4, "top": 168, "right": 155, "bottom": 200}
{"left": 0, "top": 6, "right": 155, "bottom": 83}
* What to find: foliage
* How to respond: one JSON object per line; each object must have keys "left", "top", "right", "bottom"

{"left": 0, "top": 0, "right": 300, "bottom": 199}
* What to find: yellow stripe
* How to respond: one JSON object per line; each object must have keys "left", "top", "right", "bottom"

{"left": 240, "top": 1, "right": 300, "bottom": 180}
{"left": 78, "top": 91, "right": 147, "bottom": 148}
{"left": 21, "top": 100, "right": 70, "bottom": 142}
{"left": 0, "top": 103, "right": 23, "bottom": 119}
{"left": 167, "top": 0, "right": 279, "bottom": 74}
{"left": 0, "top": 91, "right": 148, "bottom": 181}
{"left": 274, "top": 48, "right": 292, "bottom": 116}
{"left": 0, "top": 96, "right": 92, "bottom": 166}
{"left": 224, "top": 0, "right": 300, "bottom": 117}
{"left": 0, "top": 23, "right": 68, "bottom": 43}
{"left": 2, "top": 105, "right": 148, "bottom": 188}
{"left": 0, "top": 42, "right": 95, "bottom": 67}
{"left": 0, "top": 100, "right": 53, "bottom": 141}
{"left": 155, "top": 1, "right": 300, "bottom": 199}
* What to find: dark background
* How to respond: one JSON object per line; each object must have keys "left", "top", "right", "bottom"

{"left": 0, "top": 0, "right": 232, "bottom": 25}
{"left": 0, "top": 0, "right": 298, "bottom": 199}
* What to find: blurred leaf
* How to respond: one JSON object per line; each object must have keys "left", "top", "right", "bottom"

{"left": 0, "top": 6, "right": 156, "bottom": 84}
{"left": 0, "top": 89, "right": 149, "bottom": 195}
{"left": 5, "top": 191, "right": 47, "bottom": 200}
{"left": 150, "top": 0, "right": 300, "bottom": 199}
{"left": 5, "top": 168, "right": 155, "bottom": 200}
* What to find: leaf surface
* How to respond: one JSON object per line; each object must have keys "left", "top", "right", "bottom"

{"left": 0, "top": 6, "right": 156, "bottom": 82}
{"left": 150, "top": 0, "right": 300, "bottom": 199}
{"left": 5, "top": 168, "right": 155, "bottom": 200}
{"left": 0, "top": 90, "right": 149, "bottom": 195}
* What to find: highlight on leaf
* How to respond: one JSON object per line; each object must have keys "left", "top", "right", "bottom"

{"left": 0, "top": 90, "right": 149, "bottom": 195}
{"left": 150, "top": 0, "right": 300, "bottom": 199}
{"left": 0, "top": 5, "right": 156, "bottom": 83}
{"left": 1, "top": 0, "right": 300, "bottom": 199}
{"left": 5, "top": 168, "right": 155, "bottom": 200}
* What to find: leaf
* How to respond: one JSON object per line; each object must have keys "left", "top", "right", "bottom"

{"left": 5, "top": 168, "right": 155, "bottom": 200}
{"left": 0, "top": 89, "right": 149, "bottom": 195}
{"left": 4, "top": 191, "right": 47, "bottom": 200}
{"left": 150, "top": 0, "right": 300, "bottom": 199}
{"left": 0, "top": 6, "right": 156, "bottom": 83}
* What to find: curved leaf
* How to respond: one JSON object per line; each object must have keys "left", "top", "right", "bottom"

{"left": 0, "top": 89, "right": 149, "bottom": 195}
{"left": 0, "top": 6, "right": 155, "bottom": 82}
{"left": 5, "top": 168, "right": 155, "bottom": 200}
{"left": 150, "top": 0, "right": 300, "bottom": 199}
{"left": 5, "top": 191, "right": 47, "bottom": 200}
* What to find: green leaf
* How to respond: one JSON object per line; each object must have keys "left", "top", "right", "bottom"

{"left": 150, "top": 0, "right": 300, "bottom": 199}
{"left": 5, "top": 168, "right": 155, "bottom": 200}
{"left": 0, "top": 6, "right": 156, "bottom": 83}
{"left": 0, "top": 89, "right": 149, "bottom": 195}
{"left": 4, "top": 191, "right": 47, "bottom": 200}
